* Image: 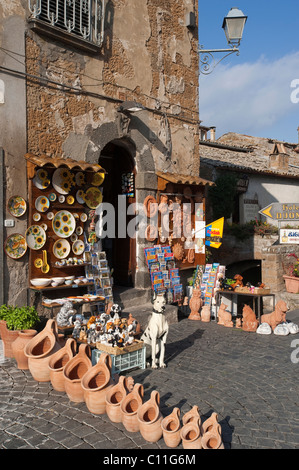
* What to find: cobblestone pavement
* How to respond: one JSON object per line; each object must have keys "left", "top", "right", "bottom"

{"left": 0, "top": 310, "right": 299, "bottom": 451}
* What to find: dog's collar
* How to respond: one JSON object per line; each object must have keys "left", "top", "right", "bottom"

{"left": 153, "top": 308, "right": 165, "bottom": 314}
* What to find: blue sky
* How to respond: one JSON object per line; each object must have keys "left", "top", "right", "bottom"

{"left": 198, "top": 1, "right": 299, "bottom": 143}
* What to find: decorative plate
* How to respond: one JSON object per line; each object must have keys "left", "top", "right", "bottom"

{"left": 91, "top": 171, "right": 105, "bottom": 186}
{"left": 145, "top": 224, "right": 158, "bottom": 242}
{"left": 7, "top": 196, "right": 27, "bottom": 218}
{"left": 49, "top": 192, "right": 57, "bottom": 202}
{"left": 72, "top": 239, "right": 85, "bottom": 255}
{"left": 70, "top": 233, "right": 78, "bottom": 242}
{"left": 76, "top": 189, "right": 85, "bottom": 204}
{"left": 25, "top": 225, "right": 46, "bottom": 250}
{"left": 66, "top": 195, "right": 75, "bottom": 205}
{"left": 34, "top": 258, "right": 43, "bottom": 268}
{"left": 80, "top": 212, "right": 88, "bottom": 222}
{"left": 41, "top": 223, "right": 48, "bottom": 231}
{"left": 33, "top": 212, "right": 41, "bottom": 222}
{"left": 4, "top": 233, "right": 27, "bottom": 259}
{"left": 53, "top": 239, "right": 71, "bottom": 259}
{"left": 47, "top": 212, "right": 54, "bottom": 220}
{"left": 52, "top": 210, "right": 76, "bottom": 238}
{"left": 76, "top": 226, "right": 83, "bottom": 236}
{"left": 58, "top": 195, "right": 65, "bottom": 203}
{"left": 84, "top": 187, "right": 103, "bottom": 209}
{"left": 52, "top": 168, "right": 75, "bottom": 195}
{"left": 33, "top": 169, "right": 51, "bottom": 190}
{"left": 35, "top": 196, "right": 50, "bottom": 213}
{"left": 75, "top": 172, "right": 86, "bottom": 187}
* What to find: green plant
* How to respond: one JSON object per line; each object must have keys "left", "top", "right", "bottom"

{"left": 227, "top": 221, "right": 255, "bottom": 241}
{"left": 0, "top": 304, "right": 40, "bottom": 331}
{"left": 253, "top": 218, "right": 278, "bottom": 236}
{"left": 208, "top": 173, "right": 238, "bottom": 220}
{"left": 284, "top": 254, "right": 299, "bottom": 278}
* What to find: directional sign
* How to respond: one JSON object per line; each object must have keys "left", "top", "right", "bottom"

{"left": 259, "top": 203, "right": 299, "bottom": 221}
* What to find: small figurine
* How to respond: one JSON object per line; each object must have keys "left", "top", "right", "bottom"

{"left": 201, "top": 305, "right": 211, "bottom": 322}
{"left": 217, "top": 303, "right": 233, "bottom": 327}
{"left": 56, "top": 301, "right": 76, "bottom": 327}
{"left": 232, "top": 274, "right": 244, "bottom": 289}
{"left": 72, "top": 320, "right": 82, "bottom": 339}
{"left": 188, "top": 289, "right": 202, "bottom": 320}
{"left": 261, "top": 300, "right": 289, "bottom": 330}
{"left": 242, "top": 305, "right": 259, "bottom": 332}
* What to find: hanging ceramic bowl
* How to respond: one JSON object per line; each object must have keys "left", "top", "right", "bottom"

{"left": 48, "top": 192, "right": 57, "bottom": 202}
{"left": 7, "top": 196, "right": 27, "bottom": 218}
{"left": 75, "top": 172, "right": 86, "bottom": 187}
{"left": 52, "top": 168, "right": 74, "bottom": 195}
{"left": 35, "top": 196, "right": 50, "bottom": 213}
{"left": 41, "top": 223, "right": 48, "bottom": 232}
{"left": 25, "top": 225, "right": 46, "bottom": 250}
{"left": 47, "top": 212, "right": 54, "bottom": 220}
{"left": 33, "top": 169, "right": 51, "bottom": 190}
{"left": 4, "top": 233, "right": 27, "bottom": 259}
{"left": 84, "top": 187, "right": 103, "bottom": 209}
{"left": 76, "top": 226, "right": 83, "bottom": 236}
{"left": 70, "top": 233, "right": 78, "bottom": 242}
{"left": 58, "top": 195, "right": 65, "bottom": 203}
{"left": 33, "top": 212, "right": 41, "bottom": 222}
{"left": 76, "top": 190, "right": 85, "bottom": 204}
{"left": 80, "top": 213, "right": 88, "bottom": 223}
{"left": 91, "top": 171, "right": 105, "bottom": 186}
{"left": 53, "top": 239, "right": 71, "bottom": 259}
{"left": 52, "top": 210, "right": 76, "bottom": 238}
{"left": 66, "top": 195, "right": 75, "bottom": 205}
{"left": 72, "top": 239, "right": 85, "bottom": 256}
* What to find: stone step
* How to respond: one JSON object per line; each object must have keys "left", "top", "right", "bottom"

{"left": 122, "top": 302, "right": 179, "bottom": 331}
{"left": 112, "top": 286, "right": 152, "bottom": 310}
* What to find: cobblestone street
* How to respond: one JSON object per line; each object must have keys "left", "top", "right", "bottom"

{"left": 0, "top": 310, "right": 298, "bottom": 451}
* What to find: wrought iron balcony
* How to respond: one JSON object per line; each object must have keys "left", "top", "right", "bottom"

{"left": 28, "top": 0, "right": 105, "bottom": 52}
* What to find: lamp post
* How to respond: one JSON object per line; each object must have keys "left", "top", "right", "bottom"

{"left": 199, "top": 7, "right": 247, "bottom": 75}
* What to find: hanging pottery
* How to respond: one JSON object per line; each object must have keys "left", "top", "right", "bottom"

{"left": 75, "top": 172, "right": 86, "bottom": 187}
{"left": 63, "top": 343, "right": 92, "bottom": 403}
{"left": 25, "top": 225, "right": 46, "bottom": 250}
{"left": 76, "top": 190, "right": 85, "bottom": 204}
{"left": 145, "top": 224, "right": 158, "bottom": 242}
{"left": 137, "top": 390, "right": 163, "bottom": 443}
{"left": 33, "top": 169, "right": 51, "bottom": 190}
{"left": 53, "top": 239, "right": 71, "bottom": 259}
{"left": 52, "top": 168, "right": 75, "bottom": 195}
{"left": 35, "top": 196, "right": 50, "bottom": 213}
{"left": 143, "top": 195, "right": 158, "bottom": 218}
{"left": 72, "top": 239, "right": 84, "bottom": 255}
{"left": 48, "top": 192, "right": 57, "bottom": 202}
{"left": 48, "top": 338, "right": 77, "bottom": 392}
{"left": 172, "top": 243, "right": 184, "bottom": 261}
{"left": 52, "top": 211, "right": 76, "bottom": 238}
{"left": 4, "top": 233, "right": 27, "bottom": 259}
{"left": 91, "top": 171, "right": 105, "bottom": 186}
{"left": 84, "top": 187, "right": 103, "bottom": 209}
{"left": 24, "top": 319, "right": 62, "bottom": 382}
{"left": 7, "top": 196, "right": 27, "bottom": 217}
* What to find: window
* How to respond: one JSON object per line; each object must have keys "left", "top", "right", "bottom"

{"left": 28, "top": 0, "right": 105, "bottom": 51}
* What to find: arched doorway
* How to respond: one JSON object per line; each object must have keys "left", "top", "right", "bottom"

{"left": 99, "top": 141, "right": 136, "bottom": 287}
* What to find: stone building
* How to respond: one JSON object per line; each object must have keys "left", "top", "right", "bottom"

{"left": 0, "top": 1, "right": 210, "bottom": 308}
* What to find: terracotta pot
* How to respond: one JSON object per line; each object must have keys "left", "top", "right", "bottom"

{"left": 283, "top": 275, "right": 299, "bottom": 294}
{"left": 202, "top": 412, "right": 221, "bottom": 435}
{"left": 201, "top": 430, "right": 224, "bottom": 449}
{"left": 0, "top": 320, "right": 19, "bottom": 358}
{"left": 182, "top": 405, "right": 201, "bottom": 426}
{"left": 120, "top": 383, "right": 144, "bottom": 433}
{"left": 105, "top": 376, "right": 134, "bottom": 423}
{"left": 81, "top": 352, "right": 114, "bottom": 414}
{"left": 63, "top": 343, "right": 92, "bottom": 402}
{"left": 201, "top": 306, "right": 211, "bottom": 323}
{"left": 24, "top": 319, "right": 62, "bottom": 382}
{"left": 137, "top": 390, "right": 163, "bottom": 443}
{"left": 48, "top": 338, "right": 77, "bottom": 392}
{"left": 11, "top": 329, "right": 37, "bottom": 369}
{"left": 180, "top": 418, "right": 202, "bottom": 449}
{"left": 161, "top": 407, "right": 181, "bottom": 448}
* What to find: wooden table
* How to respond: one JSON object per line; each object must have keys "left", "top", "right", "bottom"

{"left": 215, "top": 290, "right": 275, "bottom": 322}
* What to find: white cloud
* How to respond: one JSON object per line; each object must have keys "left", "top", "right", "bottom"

{"left": 199, "top": 52, "right": 299, "bottom": 141}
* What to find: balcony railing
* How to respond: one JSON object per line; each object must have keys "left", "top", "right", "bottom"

{"left": 28, "top": 0, "right": 105, "bottom": 49}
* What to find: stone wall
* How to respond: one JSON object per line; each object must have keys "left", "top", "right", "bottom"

{"left": 262, "top": 244, "right": 299, "bottom": 293}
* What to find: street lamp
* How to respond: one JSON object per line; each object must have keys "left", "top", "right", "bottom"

{"left": 199, "top": 7, "right": 247, "bottom": 75}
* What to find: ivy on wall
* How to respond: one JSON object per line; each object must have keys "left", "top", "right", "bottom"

{"left": 208, "top": 172, "right": 238, "bottom": 220}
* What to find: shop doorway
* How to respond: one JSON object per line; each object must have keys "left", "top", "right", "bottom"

{"left": 99, "top": 141, "right": 136, "bottom": 287}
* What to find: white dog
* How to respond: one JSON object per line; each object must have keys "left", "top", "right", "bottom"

{"left": 141, "top": 293, "right": 169, "bottom": 369}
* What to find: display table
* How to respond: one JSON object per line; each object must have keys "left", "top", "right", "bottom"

{"left": 215, "top": 290, "right": 275, "bottom": 322}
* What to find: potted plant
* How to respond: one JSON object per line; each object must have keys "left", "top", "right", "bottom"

{"left": 0, "top": 305, "right": 40, "bottom": 358}
{"left": 283, "top": 254, "right": 299, "bottom": 294}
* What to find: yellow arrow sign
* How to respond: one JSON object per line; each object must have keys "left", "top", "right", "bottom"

{"left": 260, "top": 205, "right": 273, "bottom": 219}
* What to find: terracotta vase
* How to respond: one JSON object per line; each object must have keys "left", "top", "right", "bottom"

{"left": 48, "top": 338, "right": 77, "bottom": 392}
{"left": 201, "top": 306, "right": 211, "bottom": 323}
{"left": 161, "top": 407, "right": 181, "bottom": 448}
{"left": 105, "top": 376, "right": 134, "bottom": 423}
{"left": 202, "top": 412, "right": 221, "bottom": 435}
{"left": 180, "top": 418, "right": 202, "bottom": 449}
{"left": 137, "top": 390, "right": 163, "bottom": 443}
{"left": 188, "top": 289, "right": 202, "bottom": 320}
{"left": 201, "top": 430, "right": 224, "bottom": 449}
{"left": 182, "top": 405, "right": 201, "bottom": 426}
{"left": 81, "top": 352, "right": 114, "bottom": 414}
{"left": 24, "top": 319, "right": 62, "bottom": 382}
{"left": 0, "top": 320, "right": 19, "bottom": 358}
{"left": 11, "top": 329, "right": 37, "bottom": 369}
{"left": 63, "top": 343, "right": 92, "bottom": 402}
{"left": 120, "top": 383, "right": 144, "bottom": 433}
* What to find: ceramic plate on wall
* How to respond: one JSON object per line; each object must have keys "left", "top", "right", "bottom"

{"left": 52, "top": 168, "right": 74, "bottom": 195}
{"left": 72, "top": 239, "right": 85, "bottom": 255}
{"left": 52, "top": 210, "right": 76, "bottom": 238}
{"left": 80, "top": 212, "right": 88, "bottom": 222}
{"left": 47, "top": 211, "right": 54, "bottom": 220}
{"left": 49, "top": 192, "right": 57, "bottom": 202}
{"left": 91, "top": 171, "right": 105, "bottom": 186}
{"left": 7, "top": 196, "right": 27, "bottom": 218}
{"left": 33, "top": 169, "right": 51, "bottom": 190}
{"left": 35, "top": 196, "right": 50, "bottom": 213}
{"left": 75, "top": 172, "right": 86, "bottom": 187}
{"left": 76, "top": 190, "right": 85, "bottom": 204}
{"left": 53, "top": 239, "right": 71, "bottom": 259}
{"left": 33, "top": 212, "right": 41, "bottom": 222}
{"left": 76, "top": 226, "right": 83, "bottom": 236}
{"left": 4, "top": 233, "right": 27, "bottom": 259}
{"left": 25, "top": 225, "right": 46, "bottom": 250}
{"left": 84, "top": 187, "right": 103, "bottom": 209}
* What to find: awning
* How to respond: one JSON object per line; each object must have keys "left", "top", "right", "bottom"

{"left": 25, "top": 153, "right": 106, "bottom": 179}
{"left": 156, "top": 170, "right": 214, "bottom": 190}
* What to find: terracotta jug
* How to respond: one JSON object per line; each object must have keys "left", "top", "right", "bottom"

{"left": 11, "top": 329, "right": 37, "bottom": 369}
{"left": 48, "top": 338, "right": 77, "bottom": 392}
{"left": 24, "top": 319, "right": 61, "bottom": 382}
{"left": 201, "top": 429, "right": 224, "bottom": 449}
{"left": 161, "top": 407, "right": 181, "bottom": 448}
{"left": 81, "top": 352, "right": 114, "bottom": 414}
{"left": 202, "top": 412, "right": 221, "bottom": 435}
{"left": 188, "top": 289, "right": 202, "bottom": 320}
{"left": 105, "top": 376, "right": 134, "bottom": 423}
{"left": 63, "top": 343, "right": 92, "bottom": 403}
{"left": 180, "top": 418, "right": 202, "bottom": 449}
{"left": 137, "top": 390, "right": 163, "bottom": 443}
{"left": 120, "top": 383, "right": 144, "bottom": 433}
{"left": 201, "top": 306, "right": 211, "bottom": 323}
{"left": 0, "top": 320, "right": 19, "bottom": 358}
{"left": 182, "top": 405, "right": 201, "bottom": 426}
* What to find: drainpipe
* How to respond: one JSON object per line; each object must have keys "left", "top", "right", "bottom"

{"left": 0, "top": 148, "right": 4, "bottom": 304}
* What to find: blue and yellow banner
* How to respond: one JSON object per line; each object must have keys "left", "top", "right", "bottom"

{"left": 205, "top": 217, "right": 224, "bottom": 249}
